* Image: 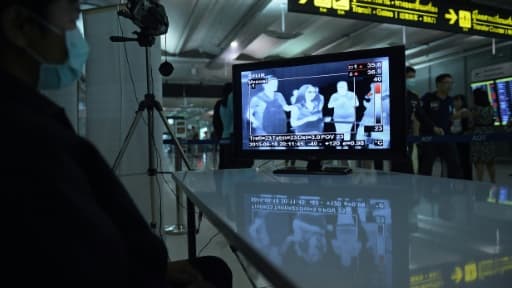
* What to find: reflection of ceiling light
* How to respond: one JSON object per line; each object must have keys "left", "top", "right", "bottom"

{"left": 230, "top": 41, "right": 238, "bottom": 48}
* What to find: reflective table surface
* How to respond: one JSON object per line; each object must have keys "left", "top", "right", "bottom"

{"left": 173, "top": 169, "right": 512, "bottom": 288}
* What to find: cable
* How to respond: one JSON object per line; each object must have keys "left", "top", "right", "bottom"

{"left": 116, "top": 13, "right": 139, "bottom": 104}
{"left": 230, "top": 246, "right": 258, "bottom": 288}
{"left": 198, "top": 232, "right": 221, "bottom": 256}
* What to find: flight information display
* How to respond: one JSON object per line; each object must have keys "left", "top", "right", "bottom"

{"left": 288, "top": 0, "right": 512, "bottom": 40}
{"left": 496, "top": 77, "right": 512, "bottom": 126}
{"left": 470, "top": 80, "right": 501, "bottom": 126}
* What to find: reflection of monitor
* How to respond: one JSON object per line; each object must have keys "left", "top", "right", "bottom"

{"left": 470, "top": 80, "right": 501, "bottom": 126}
{"left": 233, "top": 46, "right": 406, "bottom": 169}
{"left": 495, "top": 77, "right": 512, "bottom": 125}
{"left": 236, "top": 183, "right": 408, "bottom": 288}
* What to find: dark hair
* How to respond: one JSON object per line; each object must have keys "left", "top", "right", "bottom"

{"left": 295, "top": 84, "right": 322, "bottom": 108}
{"left": 435, "top": 73, "right": 452, "bottom": 84}
{"left": 0, "top": 1, "right": 56, "bottom": 43}
{"left": 473, "top": 88, "right": 491, "bottom": 107}
{"left": 406, "top": 66, "right": 416, "bottom": 74}
{"left": 0, "top": 1, "right": 55, "bottom": 18}
{"left": 453, "top": 94, "right": 467, "bottom": 108}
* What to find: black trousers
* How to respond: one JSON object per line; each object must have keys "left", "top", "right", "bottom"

{"left": 391, "top": 143, "right": 414, "bottom": 174}
{"left": 419, "top": 143, "right": 461, "bottom": 179}
{"left": 190, "top": 256, "right": 233, "bottom": 288}
{"left": 218, "top": 143, "right": 253, "bottom": 170}
{"left": 456, "top": 143, "right": 473, "bottom": 180}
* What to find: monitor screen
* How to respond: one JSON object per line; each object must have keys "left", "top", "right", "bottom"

{"left": 233, "top": 46, "right": 406, "bottom": 161}
{"left": 470, "top": 80, "right": 501, "bottom": 126}
{"left": 496, "top": 77, "right": 512, "bottom": 126}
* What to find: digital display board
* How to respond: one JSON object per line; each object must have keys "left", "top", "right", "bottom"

{"left": 496, "top": 77, "right": 512, "bottom": 125}
{"left": 288, "top": 0, "right": 512, "bottom": 40}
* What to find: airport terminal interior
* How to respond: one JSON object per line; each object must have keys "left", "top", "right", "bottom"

{"left": 25, "top": 0, "right": 512, "bottom": 287}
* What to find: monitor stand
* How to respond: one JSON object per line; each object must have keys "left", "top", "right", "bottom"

{"left": 273, "top": 160, "right": 352, "bottom": 175}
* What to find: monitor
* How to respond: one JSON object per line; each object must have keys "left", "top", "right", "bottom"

{"left": 495, "top": 77, "right": 512, "bottom": 126}
{"left": 470, "top": 80, "right": 501, "bottom": 126}
{"left": 233, "top": 46, "right": 406, "bottom": 172}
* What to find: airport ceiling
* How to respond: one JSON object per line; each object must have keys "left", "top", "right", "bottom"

{"left": 84, "top": 0, "right": 512, "bottom": 86}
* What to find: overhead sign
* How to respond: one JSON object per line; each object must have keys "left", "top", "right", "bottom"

{"left": 410, "top": 256, "right": 512, "bottom": 288}
{"left": 471, "top": 62, "right": 512, "bottom": 82}
{"left": 289, "top": 0, "right": 512, "bottom": 39}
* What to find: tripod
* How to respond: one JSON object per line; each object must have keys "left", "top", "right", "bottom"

{"left": 111, "top": 32, "right": 192, "bottom": 233}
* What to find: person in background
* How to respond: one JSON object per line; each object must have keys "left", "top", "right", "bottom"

{"left": 390, "top": 66, "right": 434, "bottom": 173}
{"left": 1, "top": 1, "right": 232, "bottom": 287}
{"left": 418, "top": 74, "right": 461, "bottom": 179}
{"left": 329, "top": 80, "right": 359, "bottom": 141}
{"left": 247, "top": 75, "right": 292, "bottom": 135}
{"left": 451, "top": 94, "right": 473, "bottom": 180}
{"left": 471, "top": 88, "right": 496, "bottom": 183}
{"left": 213, "top": 82, "right": 254, "bottom": 169}
{"left": 290, "top": 84, "right": 325, "bottom": 134}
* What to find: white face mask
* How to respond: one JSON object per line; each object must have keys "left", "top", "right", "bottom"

{"left": 18, "top": 8, "right": 89, "bottom": 90}
{"left": 406, "top": 78, "right": 417, "bottom": 91}
{"left": 38, "top": 29, "right": 89, "bottom": 90}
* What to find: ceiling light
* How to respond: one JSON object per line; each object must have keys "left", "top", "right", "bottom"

{"left": 230, "top": 41, "right": 239, "bottom": 48}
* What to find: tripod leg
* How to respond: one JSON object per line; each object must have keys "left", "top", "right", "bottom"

{"left": 113, "top": 110, "right": 145, "bottom": 171}
{"left": 156, "top": 109, "right": 193, "bottom": 170}
{"left": 147, "top": 108, "right": 158, "bottom": 232}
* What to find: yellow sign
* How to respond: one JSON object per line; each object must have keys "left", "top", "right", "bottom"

{"left": 459, "top": 10, "right": 472, "bottom": 29}
{"left": 451, "top": 266, "right": 463, "bottom": 284}
{"left": 445, "top": 9, "right": 457, "bottom": 25}
{"left": 464, "top": 262, "right": 478, "bottom": 283}
{"left": 314, "top": 0, "right": 331, "bottom": 9}
{"left": 289, "top": 0, "right": 512, "bottom": 39}
{"left": 333, "top": 0, "right": 350, "bottom": 11}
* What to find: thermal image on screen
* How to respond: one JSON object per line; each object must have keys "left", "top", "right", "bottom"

{"left": 245, "top": 194, "right": 393, "bottom": 288}
{"left": 239, "top": 57, "right": 391, "bottom": 151}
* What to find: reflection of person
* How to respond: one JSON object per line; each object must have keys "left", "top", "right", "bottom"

{"left": 328, "top": 81, "right": 359, "bottom": 139}
{"left": 247, "top": 76, "right": 291, "bottom": 135}
{"left": 281, "top": 215, "right": 327, "bottom": 263}
{"left": 248, "top": 214, "right": 283, "bottom": 265}
{"left": 2, "top": 1, "right": 231, "bottom": 287}
{"left": 290, "top": 84, "right": 324, "bottom": 133}
{"left": 331, "top": 213, "right": 361, "bottom": 267}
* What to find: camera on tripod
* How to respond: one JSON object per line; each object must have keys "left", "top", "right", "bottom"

{"left": 118, "top": 0, "right": 169, "bottom": 37}
{"left": 110, "top": 0, "right": 191, "bottom": 233}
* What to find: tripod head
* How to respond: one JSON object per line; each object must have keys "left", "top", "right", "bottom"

{"left": 110, "top": 32, "right": 156, "bottom": 48}
{"left": 111, "top": 0, "right": 168, "bottom": 47}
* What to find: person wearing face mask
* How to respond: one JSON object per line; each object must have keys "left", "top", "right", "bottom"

{"left": 418, "top": 73, "right": 462, "bottom": 179}
{"left": 1, "top": 1, "right": 232, "bottom": 287}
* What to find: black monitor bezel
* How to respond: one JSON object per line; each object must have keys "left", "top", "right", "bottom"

{"left": 232, "top": 46, "right": 407, "bottom": 161}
